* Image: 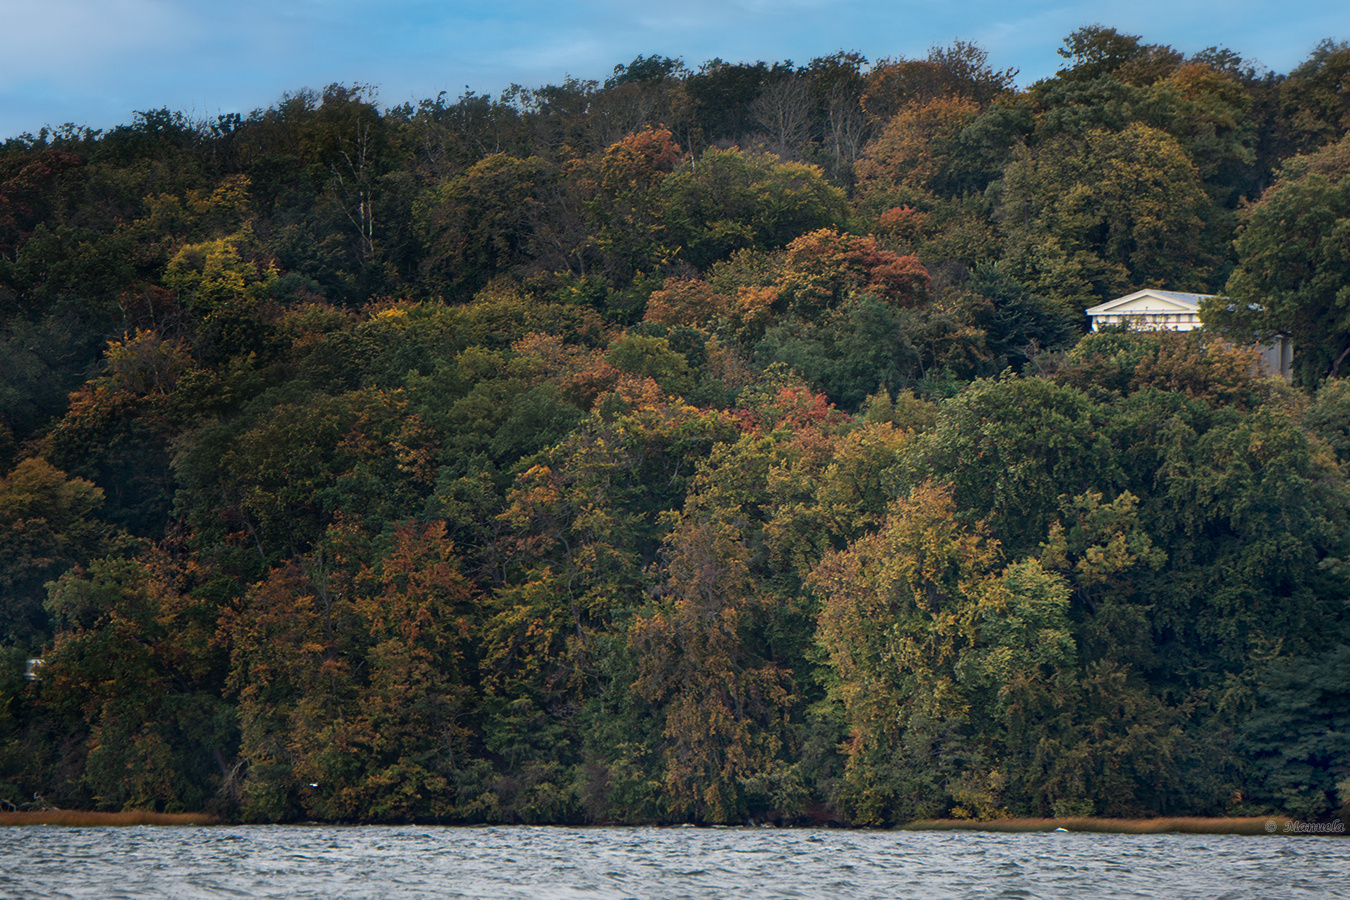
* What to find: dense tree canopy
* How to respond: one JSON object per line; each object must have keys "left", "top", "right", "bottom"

{"left": 2, "top": 29, "right": 1349, "bottom": 828}
{"left": 1206, "top": 134, "right": 1350, "bottom": 384}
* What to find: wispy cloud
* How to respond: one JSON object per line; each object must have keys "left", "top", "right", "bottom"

{"left": 0, "top": 0, "right": 192, "bottom": 88}
{"left": 0, "top": 0, "right": 1346, "bottom": 138}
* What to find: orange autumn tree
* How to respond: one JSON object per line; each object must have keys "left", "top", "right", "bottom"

{"left": 643, "top": 229, "right": 929, "bottom": 337}
{"left": 774, "top": 228, "right": 930, "bottom": 316}
{"left": 589, "top": 128, "right": 684, "bottom": 279}
{"left": 630, "top": 493, "right": 795, "bottom": 823}
{"left": 477, "top": 376, "right": 740, "bottom": 820}
{"left": 852, "top": 96, "right": 1003, "bottom": 261}
{"left": 643, "top": 275, "right": 780, "bottom": 342}
{"left": 227, "top": 521, "right": 480, "bottom": 822}
{"left": 629, "top": 379, "right": 875, "bottom": 823}
{"left": 41, "top": 545, "right": 234, "bottom": 813}
{"left": 855, "top": 96, "right": 984, "bottom": 201}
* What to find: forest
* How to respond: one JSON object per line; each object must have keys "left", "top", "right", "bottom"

{"left": 2, "top": 25, "right": 1350, "bottom": 826}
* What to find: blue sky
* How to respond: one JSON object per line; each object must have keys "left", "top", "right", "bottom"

{"left": 1, "top": 0, "right": 1347, "bottom": 140}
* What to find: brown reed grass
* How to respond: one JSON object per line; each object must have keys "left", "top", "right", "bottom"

{"left": 0, "top": 810, "right": 222, "bottom": 827}
{"left": 902, "top": 816, "right": 1315, "bottom": 835}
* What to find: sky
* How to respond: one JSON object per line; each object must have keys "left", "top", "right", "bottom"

{"left": 1, "top": 0, "right": 1348, "bottom": 140}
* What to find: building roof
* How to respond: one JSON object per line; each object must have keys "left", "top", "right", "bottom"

{"left": 1084, "top": 289, "right": 1212, "bottom": 317}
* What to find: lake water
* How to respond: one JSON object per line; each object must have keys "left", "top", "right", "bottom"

{"left": 1, "top": 824, "right": 1346, "bottom": 899}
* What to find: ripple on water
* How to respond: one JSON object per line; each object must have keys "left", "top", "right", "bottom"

{"left": 2, "top": 826, "right": 1349, "bottom": 899}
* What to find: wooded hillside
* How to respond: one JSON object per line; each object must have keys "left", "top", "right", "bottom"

{"left": 2, "top": 27, "right": 1349, "bottom": 825}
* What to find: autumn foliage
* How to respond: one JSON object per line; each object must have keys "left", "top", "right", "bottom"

{"left": 3, "top": 30, "right": 1350, "bottom": 828}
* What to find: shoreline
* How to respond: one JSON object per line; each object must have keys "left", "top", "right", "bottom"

{"left": 2, "top": 811, "right": 1342, "bottom": 834}
{"left": 0, "top": 810, "right": 223, "bottom": 827}
{"left": 903, "top": 816, "right": 1346, "bottom": 836}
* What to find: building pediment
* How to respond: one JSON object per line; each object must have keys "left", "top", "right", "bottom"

{"left": 1084, "top": 289, "right": 1208, "bottom": 317}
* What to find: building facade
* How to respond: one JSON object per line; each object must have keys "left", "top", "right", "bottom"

{"left": 1085, "top": 289, "right": 1292, "bottom": 379}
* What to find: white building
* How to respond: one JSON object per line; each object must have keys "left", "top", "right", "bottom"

{"left": 1085, "top": 289, "right": 1292, "bottom": 379}
{"left": 1084, "top": 289, "right": 1206, "bottom": 332}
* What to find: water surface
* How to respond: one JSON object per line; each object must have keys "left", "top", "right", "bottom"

{"left": 2, "top": 824, "right": 1346, "bottom": 899}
